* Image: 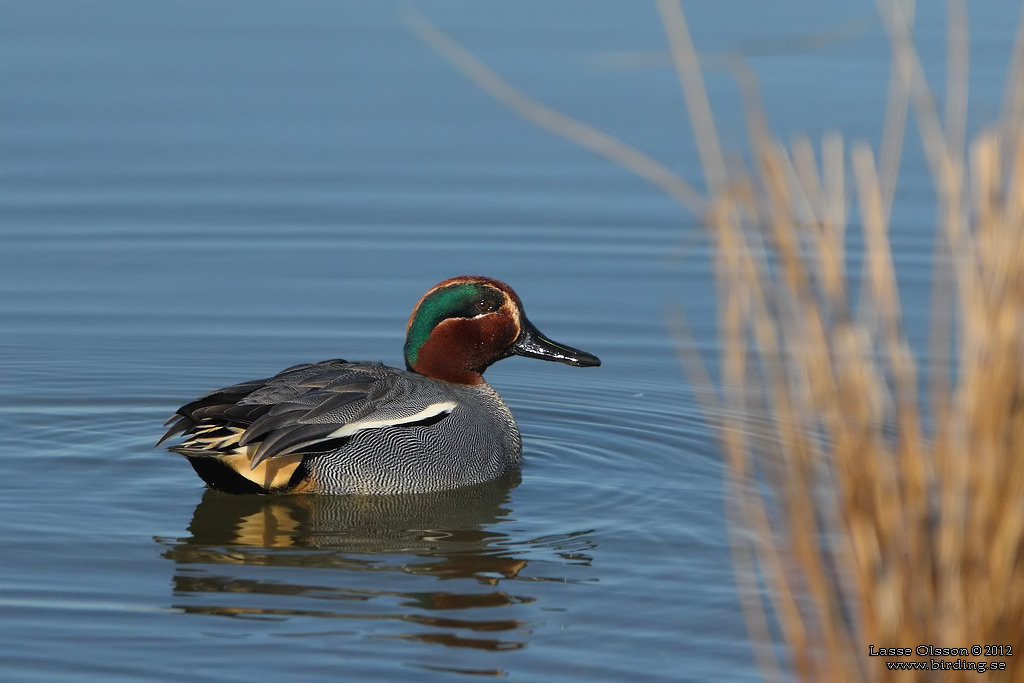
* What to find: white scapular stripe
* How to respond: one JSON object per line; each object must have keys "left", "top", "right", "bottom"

{"left": 326, "top": 401, "right": 457, "bottom": 439}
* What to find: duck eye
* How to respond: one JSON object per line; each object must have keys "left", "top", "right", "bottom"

{"left": 476, "top": 298, "right": 492, "bottom": 313}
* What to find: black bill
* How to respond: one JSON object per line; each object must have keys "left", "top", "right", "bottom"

{"left": 510, "top": 316, "right": 601, "bottom": 367}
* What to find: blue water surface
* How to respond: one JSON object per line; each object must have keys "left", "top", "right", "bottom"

{"left": 0, "top": 1, "right": 1020, "bottom": 681}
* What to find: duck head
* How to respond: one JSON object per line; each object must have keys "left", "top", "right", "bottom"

{"left": 404, "top": 276, "right": 601, "bottom": 385}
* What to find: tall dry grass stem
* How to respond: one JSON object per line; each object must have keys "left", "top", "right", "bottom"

{"left": 410, "top": 2, "right": 1024, "bottom": 679}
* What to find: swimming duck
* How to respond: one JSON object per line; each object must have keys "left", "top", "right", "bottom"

{"left": 158, "top": 276, "right": 600, "bottom": 494}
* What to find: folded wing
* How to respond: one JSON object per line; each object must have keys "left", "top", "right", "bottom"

{"left": 159, "top": 360, "right": 458, "bottom": 470}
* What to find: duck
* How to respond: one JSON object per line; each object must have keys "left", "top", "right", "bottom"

{"left": 158, "top": 275, "right": 600, "bottom": 495}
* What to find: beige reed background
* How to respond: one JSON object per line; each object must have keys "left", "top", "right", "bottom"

{"left": 410, "top": 1, "right": 1024, "bottom": 680}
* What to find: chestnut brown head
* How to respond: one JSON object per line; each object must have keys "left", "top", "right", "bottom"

{"left": 404, "top": 276, "right": 600, "bottom": 385}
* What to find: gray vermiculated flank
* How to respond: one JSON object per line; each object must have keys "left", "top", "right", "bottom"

{"left": 166, "top": 359, "right": 523, "bottom": 494}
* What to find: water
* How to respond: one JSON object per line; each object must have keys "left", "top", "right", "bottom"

{"left": 1, "top": 2, "right": 1020, "bottom": 681}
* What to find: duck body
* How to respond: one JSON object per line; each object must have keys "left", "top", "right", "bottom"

{"left": 170, "top": 360, "right": 521, "bottom": 494}
{"left": 160, "top": 276, "right": 599, "bottom": 495}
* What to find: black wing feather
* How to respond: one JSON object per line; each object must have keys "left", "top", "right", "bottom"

{"left": 249, "top": 423, "right": 341, "bottom": 468}
{"left": 238, "top": 408, "right": 310, "bottom": 447}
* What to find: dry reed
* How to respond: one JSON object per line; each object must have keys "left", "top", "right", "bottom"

{"left": 410, "top": 1, "right": 1024, "bottom": 679}
{"left": 682, "top": 0, "right": 1024, "bottom": 678}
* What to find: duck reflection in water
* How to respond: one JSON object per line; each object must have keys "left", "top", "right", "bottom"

{"left": 156, "top": 474, "right": 596, "bottom": 654}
